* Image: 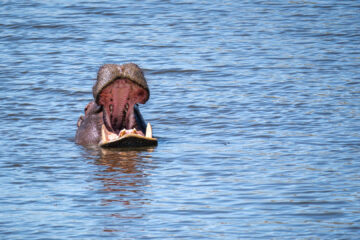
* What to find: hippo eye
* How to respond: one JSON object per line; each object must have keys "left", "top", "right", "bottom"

{"left": 84, "top": 106, "right": 88, "bottom": 113}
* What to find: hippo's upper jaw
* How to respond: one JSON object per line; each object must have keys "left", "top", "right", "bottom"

{"left": 98, "top": 78, "right": 153, "bottom": 144}
{"left": 75, "top": 63, "right": 157, "bottom": 147}
{"left": 98, "top": 78, "right": 147, "bottom": 135}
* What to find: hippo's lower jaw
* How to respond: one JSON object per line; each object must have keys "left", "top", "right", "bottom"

{"left": 100, "top": 122, "right": 153, "bottom": 142}
{"left": 99, "top": 123, "right": 157, "bottom": 148}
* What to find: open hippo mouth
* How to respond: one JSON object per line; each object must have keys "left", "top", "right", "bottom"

{"left": 93, "top": 63, "right": 156, "bottom": 147}
{"left": 98, "top": 78, "right": 153, "bottom": 143}
{"left": 99, "top": 78, "right": 146, "bottom": 134}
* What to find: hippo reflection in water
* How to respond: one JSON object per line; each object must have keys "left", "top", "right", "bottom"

{"left": 75, "top": 63, "right": 156, "bottom": 147}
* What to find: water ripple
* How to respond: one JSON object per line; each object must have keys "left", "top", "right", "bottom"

{"left": 0, "top": 0, "right": 359, "bottom": 239}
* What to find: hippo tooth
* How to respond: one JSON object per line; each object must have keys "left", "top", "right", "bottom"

{"left": 101, "top": 124, "right": 119, "bottom": 143}
{"left": 101, "top": 125, "right": 108, "bottom": 143}
{"left": 119, "top": 129, "right": 127, "bottom": 137}
{"left": 146, "top": 123, "right": 152, "bottom": 138}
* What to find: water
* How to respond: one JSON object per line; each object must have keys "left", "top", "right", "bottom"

{"left": 1, "top": 0, "right": 360, "bottom": 239}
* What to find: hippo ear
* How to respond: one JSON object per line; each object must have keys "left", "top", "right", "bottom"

{"left": 84, "top": 101, "right": 103, "bottom": 115}
{"left": 92, "top": 63, "right": 150, "bottom": 104}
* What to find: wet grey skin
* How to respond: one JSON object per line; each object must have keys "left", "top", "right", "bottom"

{"left": 75, "top": 63, "right": 148, "bottom": 146}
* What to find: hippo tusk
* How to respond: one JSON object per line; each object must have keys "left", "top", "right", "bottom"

{"left": 146, "top": 122, "right": 152, "bottom": 138}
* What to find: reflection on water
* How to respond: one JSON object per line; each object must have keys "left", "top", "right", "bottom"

{"left": 78, "top": 147, "right": 157, "bottom": 234}
{"left": 95, "top": 148, "right": 153, "bottom": 206}
{"left": 93, "top": 147, "right": 155, "bottom": 212}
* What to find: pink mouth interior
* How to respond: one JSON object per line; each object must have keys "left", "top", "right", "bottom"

{"left": 98, "top": 78, "right": 148, "bottom": 135}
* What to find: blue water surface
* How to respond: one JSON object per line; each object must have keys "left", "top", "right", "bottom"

{"left": 0, "top": 1, "right": 359, "bottom": 239}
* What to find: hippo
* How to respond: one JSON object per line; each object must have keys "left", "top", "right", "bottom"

{"left": 75, "top": 63, "right": 156, "bottom": 147}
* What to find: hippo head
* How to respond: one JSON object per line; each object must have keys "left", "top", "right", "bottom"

{"left": 93, "top": 63, "right": 150, "bottom": 140}
{"left": 75, "top": 63, "right": 156, "bottom": 147}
